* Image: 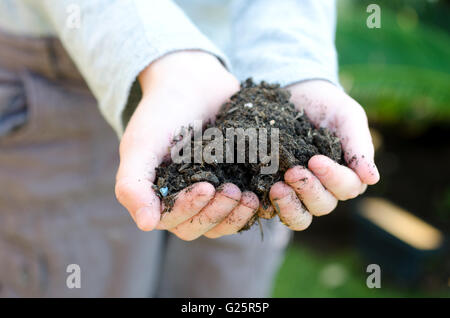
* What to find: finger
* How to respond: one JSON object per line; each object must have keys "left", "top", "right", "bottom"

{"left": 157, "top": 182, "right": 216, "bottom": 230}
{"left": 287, "top": 81, "right": 379, "bottom": 185}
{"left": 116, "top": 128, "right": 163, "bottom": 231}
{"left": 115, "top": 174, "right": 161, "bottom": 232}
{"left": 308, "top": 155, "right": 363, "bottom": 201}
{"left": 360, "top": 183, "right": 368, "bottom": 195}
{"left": 171, "top": 183, "right": 241, "bottom": 241}
{"left": 284, "top": 166, "right": 337, "bottom": 216}
{"left": 204, "top": 191, "right": 259, "bottom": 238}
{"left": 270, "top": 182, "right": 313, "bottom": 231}
{"left": 337, "top": 104, "right": 380, "bottom": 185}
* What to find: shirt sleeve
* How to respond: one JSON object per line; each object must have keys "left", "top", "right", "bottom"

{"left": 38, "top": 0, "right": 229, "bottom": 137}
{"left": 230, "top": 0, "right": 339, "bottom": 88}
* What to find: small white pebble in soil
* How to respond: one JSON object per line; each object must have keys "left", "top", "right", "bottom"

{"left": 244, "top": 103, "right": 253, "bottom": 108}
{"left": 269, "top": 120, "right": 275, "bottom": 126}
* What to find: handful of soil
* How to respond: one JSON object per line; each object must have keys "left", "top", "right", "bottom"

{"left": 154, "top": 79, "right": 344, "bottom": 227}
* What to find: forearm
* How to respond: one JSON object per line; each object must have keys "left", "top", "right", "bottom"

{"left": 38, "top": 0, "right": 228, "bottom": 137}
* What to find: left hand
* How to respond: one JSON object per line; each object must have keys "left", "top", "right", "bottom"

{"left": 115, "top": 51, "right": 259, "bottom": 240}
{"left": 265, "top": 80, "right": 380, "bottom": 230}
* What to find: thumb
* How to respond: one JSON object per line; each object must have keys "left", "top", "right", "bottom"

{"left": 115, "top": 140, "right": 162, "bottom": 231}
{"left": 337, "top": 103, "right": 380, "bottom": 185}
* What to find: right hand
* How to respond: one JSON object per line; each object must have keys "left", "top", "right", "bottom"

{"left": 264, "top": 80, "right": 380, "bottom": 231}
{"left": 115, "top": 51, "right": 259, "bottom": 241}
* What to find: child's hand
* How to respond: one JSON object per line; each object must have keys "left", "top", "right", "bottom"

{"left": 115, "top": 51, "right": 259, "bottom": 240}
{"left": 266, "top": 80, "right": 380, "bottom": 230}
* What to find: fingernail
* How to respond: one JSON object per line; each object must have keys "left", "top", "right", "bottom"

{"left": 217, "top": 183, "right": 241, "bottom": 201}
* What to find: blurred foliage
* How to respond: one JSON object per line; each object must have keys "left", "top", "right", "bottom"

{"left": 336, "top": 0, "right": 450, "bottom": 128}
{"left": 436, "top": 186, "right": 450, "bottom": 220}
{"left": 273, "top": 245, "right": 450, "bottom": 298}
{"left": 357, "top": 0, "right": 450, "bottom": 33}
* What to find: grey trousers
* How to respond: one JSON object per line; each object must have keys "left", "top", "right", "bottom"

{"left": 0, "top": 30, "right": 292, "bottom": 297}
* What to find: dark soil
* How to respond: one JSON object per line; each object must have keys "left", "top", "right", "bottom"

{"left": 154, "top": 79, "right": 344, "bottom": 227}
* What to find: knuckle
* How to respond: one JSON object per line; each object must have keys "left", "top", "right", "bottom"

{"left": 115, "top": 179, "right": 134, "bottom": 204}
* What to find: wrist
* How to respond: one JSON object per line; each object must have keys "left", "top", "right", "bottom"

{"left": 138, "top": 50, "right": 227, "bottom": 97}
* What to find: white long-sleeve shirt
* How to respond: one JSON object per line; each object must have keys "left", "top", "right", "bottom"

{"left": 0, "top": 0, "right": 339, "bottom": 137}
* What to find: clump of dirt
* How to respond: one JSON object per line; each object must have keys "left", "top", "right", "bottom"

{"left": 154, "top": 79, "right": 344, "bottom": 227}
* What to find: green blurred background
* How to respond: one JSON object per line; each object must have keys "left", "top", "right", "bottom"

{"left": 273, "top": 0, "right": 450, "bottom": 298}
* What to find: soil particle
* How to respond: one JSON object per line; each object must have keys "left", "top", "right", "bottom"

{"left": 154, "top": 79, "right": 345, "bottom": 227}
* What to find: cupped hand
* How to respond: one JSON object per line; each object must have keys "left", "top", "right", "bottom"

{"left": 115, "top": 51, "right": 259, "bottom": 240}
{"left": 267, "top": 80, "right": 380, "bottom": 230}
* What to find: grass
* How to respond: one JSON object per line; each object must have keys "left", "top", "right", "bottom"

{"left": 272, "top": 244, "right": 449, "bottom": 298}
{"left": 336, "top": 0, "right": 450, "bottom": 127}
